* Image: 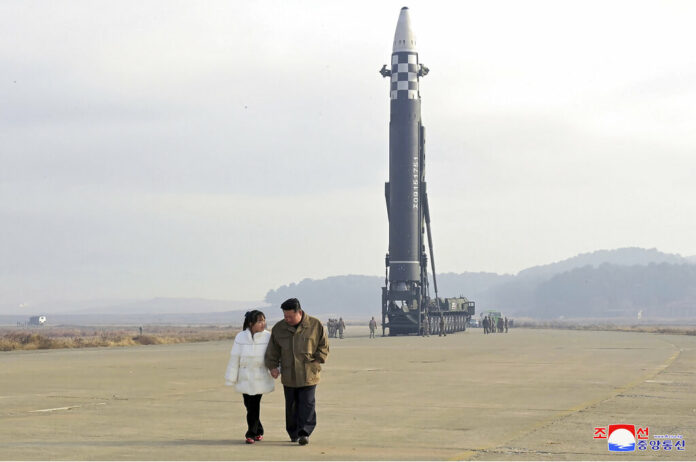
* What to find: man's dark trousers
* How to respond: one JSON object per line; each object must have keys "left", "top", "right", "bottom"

{"left": 242, "top": 394, "right": 264, "bottom": 439}
{"left": 283, "top": 385, "right": 316, "bottom": 439}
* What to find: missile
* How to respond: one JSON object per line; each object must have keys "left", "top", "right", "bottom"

{"left": 380, "top": 8, "right": 475, "bottom": 336}
{"left": 380, "top": 7, "right": 433, "bottom": 335}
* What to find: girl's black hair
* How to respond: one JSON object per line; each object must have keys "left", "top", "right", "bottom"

{"left": 243, "top": 310, "right": 265, "bottom": 331}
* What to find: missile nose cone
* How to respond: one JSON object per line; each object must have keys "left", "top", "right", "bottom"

{"left": 392, "top": 7, "right": 416, "bottom": 53}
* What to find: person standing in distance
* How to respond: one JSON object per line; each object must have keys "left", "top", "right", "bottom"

{"left": 368, "top": 317, "right": 377, "bottom": 338}
{"left": 224, "top": 310, "right": 275, "bottom": 444}
{"left": 265, "top": 298, "right": 329, "bottom": 445}
{"left": 337, "top": 317, "right": 346, "bottom": 339}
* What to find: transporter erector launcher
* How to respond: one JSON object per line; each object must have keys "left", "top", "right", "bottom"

{"left": 380, "top": 7, "right": 475, "bottom": 336}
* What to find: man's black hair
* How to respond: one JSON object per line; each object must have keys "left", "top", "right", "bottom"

{"left": 281, "top": 298, "right": 302, "bottom": 312}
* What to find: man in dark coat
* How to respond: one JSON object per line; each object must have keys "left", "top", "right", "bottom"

{"left": 265, "top": 298, "right": 329, "bottom": 445}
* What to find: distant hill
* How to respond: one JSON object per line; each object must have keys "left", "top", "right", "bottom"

{"left": 529, "top": 263, "right": 696, "bottom": 319}
{"left": 265, "top": 248, "right": 696, "bottom": 320}
{"left": 5, "top": 248, "right": 694, "bottom": 325}
{"left": 516, "top": 247, "right": 688, "bottom": 282}
{"left": 265, "top": 275, "right": 383, "bottom": 318}
{"left": 482, "top": 248, "right": 695, "bottom": 316}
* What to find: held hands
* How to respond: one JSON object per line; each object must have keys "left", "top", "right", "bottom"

{"left": 269, "top": 362, "right": 316, "bottom": 379}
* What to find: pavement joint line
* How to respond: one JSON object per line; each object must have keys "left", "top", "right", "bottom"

{"left": 27, "top": 402, "right": 107, "bottom": 413}
{"left": 447, "top": 345, "right": 682, "bottom": 461}
{"left": 29, "top": 405, "right": 82, "bottom": 413}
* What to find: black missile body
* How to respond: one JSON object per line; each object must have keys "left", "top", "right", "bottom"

{"left": 380, "top": 8, "right": 473, "bottom": 336}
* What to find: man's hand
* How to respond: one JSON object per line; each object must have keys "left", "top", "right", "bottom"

{"left": 270, "top": 368, "right": 279, "bottom": 379}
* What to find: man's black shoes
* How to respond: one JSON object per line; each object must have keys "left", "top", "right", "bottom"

{"left": 289, "top": 435, "right": 308, "bottom": 445}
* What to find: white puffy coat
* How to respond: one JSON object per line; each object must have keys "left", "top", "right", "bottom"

{"left": 224, "top": 329, "right": 275, "bottom": 395}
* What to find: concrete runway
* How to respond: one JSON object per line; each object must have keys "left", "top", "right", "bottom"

{"left": 1, "top": 327, "right": 694, "bottom": 460}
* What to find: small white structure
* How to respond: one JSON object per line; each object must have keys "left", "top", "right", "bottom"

{"left": 29, "top": 315, "right": 47, "bottom": 326}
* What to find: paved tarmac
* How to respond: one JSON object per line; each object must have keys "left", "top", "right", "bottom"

{"left": 1, "top": 327, "right": 694, "bottom": 460}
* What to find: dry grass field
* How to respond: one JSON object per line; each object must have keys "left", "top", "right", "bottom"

{"left": 514, "top": 320, "right": 696, "bottom": 336}
{"left": 2, "top": 321, "right": 695, "bottom": 353}
{"left": 0, "top": 326, "right": 240, "bottom": 351}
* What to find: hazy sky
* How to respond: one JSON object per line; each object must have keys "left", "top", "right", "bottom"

{"left": 2, "top": 1, "right": 696, "bottom": 308}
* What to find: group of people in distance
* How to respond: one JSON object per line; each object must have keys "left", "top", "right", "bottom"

{"left": 326, "top": 317, "right": 346, "bottom": 339}
{"left": 482, "top": 315, "right": 509, "bottom": 334}
{"left": 224, "top": 298, "right": 329, "bottom": 446}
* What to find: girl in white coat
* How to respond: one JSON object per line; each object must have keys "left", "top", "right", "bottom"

{"left": 225, "top": 310, "right": 275, "bottom": 444}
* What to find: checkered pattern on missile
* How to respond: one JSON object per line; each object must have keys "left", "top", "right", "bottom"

{"left": 390, "top": 52, "right": 419, "bottom": 100}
